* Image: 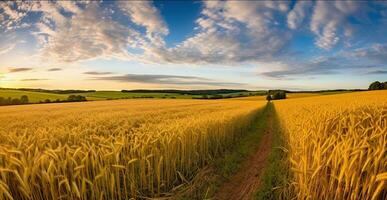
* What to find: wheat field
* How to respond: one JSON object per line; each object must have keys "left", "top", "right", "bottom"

{"left": 0, "top": 99, "right": 265, "bottom": 199}
{"left": 274, "top": 90, "right": 387, "bottom": 199}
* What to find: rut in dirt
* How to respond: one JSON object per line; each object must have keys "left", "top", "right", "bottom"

{"left": 214, "top": 106, "right": 274, "bottom": 200}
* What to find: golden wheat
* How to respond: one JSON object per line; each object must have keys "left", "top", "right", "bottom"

{"left": 274, "top": 90, "right": 387, "bottom": 199}
{"left": 0, "top": 99, "right": 265, "bottom": 199}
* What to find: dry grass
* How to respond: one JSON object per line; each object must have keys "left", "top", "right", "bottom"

{"left": 274, "top": 90, "right": 387, "bottom": 199}
{"left": 0, "top": 99, "right": 265, "bottom": 199}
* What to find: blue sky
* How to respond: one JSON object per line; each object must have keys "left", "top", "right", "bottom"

{"left": 0, "top": 1, "right": 386, "bottom": 90}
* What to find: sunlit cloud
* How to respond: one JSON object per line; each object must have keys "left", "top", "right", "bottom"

{"left": 84, "top": 71, "right": 113, "bottom": 75}
{"left": 8, "top": 67, "right": 33, "bottom": 73}
{"left": 20, "top": 78, "right": 49, "bottom": 81}
{"left": 47, "top": 68, "right": 62, "bottom": 71}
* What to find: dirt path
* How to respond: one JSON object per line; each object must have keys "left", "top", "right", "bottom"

{"left": 214, "top": 110, "right": 274, "bottom": 200}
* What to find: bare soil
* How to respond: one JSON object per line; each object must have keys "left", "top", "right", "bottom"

{"left": 214, "top": 114, "right": 274, "bottom": 200}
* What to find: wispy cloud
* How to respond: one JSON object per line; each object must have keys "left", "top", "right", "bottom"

{"left": 91, "top": 74, "right": 246, "bottom": 87}
{"left": 8, "top": 67, "right": 33, "bottom": 73}
{"left": 47, "top": 68, "right": 62, "bottom": 71}
{"left": 365, "top": 70, "right": 387, "bottom": 74}
{"left": 0, "top": 43, "right": 17, "bottom": 55}
{"left": 84, "top": 71, "right": 113, "bottom": 75}
{"left": 20, "top": 78, "right": 49, "bottom": 81}
{"left": 345, "top": 44, "right": 387, "bottom": 63}
{"left": 260, "top": 55, "right": 381, "bottom": 79}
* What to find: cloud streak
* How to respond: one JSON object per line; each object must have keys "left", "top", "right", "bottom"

{"left": 20, "top": 78, "right": 49, "bottom": 81}
{"left": 84, "top": 71, "right": 113, "bottom": 75}
{"left": 91, "top": 74, "right": 246, "bottom": 87}
{"left": 8, "top": 67, "right": 33, "bottom": 73}
{"left": 47, "top": 68, "right": 62, "bottom": 71}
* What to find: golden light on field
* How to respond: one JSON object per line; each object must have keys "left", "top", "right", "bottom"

{"left": 274, "top": 90, "right": 387, "bottom": 199}
{"left": 0, "top": 99, "right": 265, "bottom": 199}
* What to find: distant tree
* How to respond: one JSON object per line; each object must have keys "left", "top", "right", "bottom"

{"left": 368, "top": 81, "right": 383, "bottom": 90}
{"left": 44, "top": 99, "right": 51, "bottom": 103}
{"left": 11, "top": 98, "right": 21, "bottom": 105}
{"left": 266, "top": 94, "right": 272, "bottom": 102}
{"left": 6, "top": 97, "right": 12, "bottom": 105}
{"left": 383, "top": 82, "right": 387, "bottom": 89}
{"left": 209, "top": 94, "right": 223, "bottom": 99}
{"left": 268, "top": 90, "right": 286, "bottom": 100}
{"left": 201, "top": 94, "right": 208, "bottom": 99}
{"left": 67, "top": 95, "right": 87, "bottom": 102}
{"left": 20, "top": 95, "right": 29, "bottom": 104}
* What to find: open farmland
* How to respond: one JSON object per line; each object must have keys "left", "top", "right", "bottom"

{"left": 0, "top": 89, "right": 69, "bottom": 103}
{"left": 0, "top": 99, "right": 266, "bottom": 199}
{"left": 273, "top": 90, "right": 387, "bottom": 199}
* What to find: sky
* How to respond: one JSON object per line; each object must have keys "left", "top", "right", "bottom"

{"left": 0, "top": 0, "right": 386, "bottom": 91}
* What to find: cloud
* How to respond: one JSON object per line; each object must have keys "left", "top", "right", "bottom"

{"left": 0, "top": 43, "right": 18, "bottom": 55}
{"left": 47, "top": 68, "right": 62, "bottom": 71}
{"left": 260, "top": 56, "right": 381, "bottom": 79}
{"left": 38, "top": 3, "right": 137, "bottom": 63}
{"left": 0, "top": 1, "right": 29, "bottom": 32}
{"left": 287, "top": 1, "right": 312, "bottom": 29}
{"left": 346, "top": 44, "right": 387, "bottom": 63}
{"left": 91, "top": 74, "right": 245, "bottom": 87}
{"left": 366, "top": 70, "right": 387, "bottom": 74}
{"left": 84, "top": 71, "right": 113, "bottom": 75}
{"left": 1, "top": 0, "right": 387, "bottom": 83}
{"left": 118, "top": 1, "right": 168, "bottom": 47}
{"left": 20, "top": 78, "right": 49, "bottom": 81}
{"left": 309, "top": 1, "right": 371, "bottom": 49}
{"left": 149, "top": 1, "right": 292, "bottom": 64}
{"left": 8, "top": 67, "right": 33, "bottom": 73}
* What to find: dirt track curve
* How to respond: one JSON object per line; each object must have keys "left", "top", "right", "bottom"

{"left": 214, "top": 110, "right": 274, "bottom": 200}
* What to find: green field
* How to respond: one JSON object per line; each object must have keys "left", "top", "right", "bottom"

{"left": 0, "top": 89, "right": 68, "bottom": 103}
{"left": 0, "top": 89, "right": 202, "bottom": 103}
{"left": 74, "top": 91, "right": 200, "bottom": 99}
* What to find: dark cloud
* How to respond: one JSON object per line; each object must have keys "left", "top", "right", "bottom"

{"left": 366, "top": 70, "right": 387, "bottom": 74}
{"left": 20, "top": 78, "right": 49, "bottom": 81}
{"left": 8, "top": 67, "right": 33, "bottom": 73}
{"left": 91, "top": 74, "right": 246, "bottom": 87}
{"left": 84, "top": 71, "right": 113, "bottom": 75}
{"left": 47, "top": 68, "right": 62, "bottom": 71}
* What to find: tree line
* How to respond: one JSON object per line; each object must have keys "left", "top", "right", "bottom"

{"left": 0, "top": 95, "right": 30, "bottom": 106}
{"left": 0, "top": 95, "right": 87, "bottom": 106}
{"left": 368, "top": 81, "right": 387, "bottom": 90}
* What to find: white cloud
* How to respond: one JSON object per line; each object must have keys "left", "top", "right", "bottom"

{"left": 287, "top": 1, "right": 312, "bottom": 29}
{"left": 0, "top": 1, "right": 29, "bottom": 31}
{"left": 40, "top": 3, "right": 136, "bottom": 63}
{"left": 310, "top": 1, "right": 366, "bottom": 49}
{"left": 119, "top": 1, "right": 168, "bottom": 47}
{"left": 149, "top": 1, "right": 292, "bottom": 64}
{"left": 0, "top": 42, "right": 17, "bottom": 55}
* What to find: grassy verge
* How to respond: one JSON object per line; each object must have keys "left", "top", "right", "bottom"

{"left": 175, "top": 103, "right": 272, "bottom": 199}
{"left": 254, "top": 104, "right": 292, "bottom": 200}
